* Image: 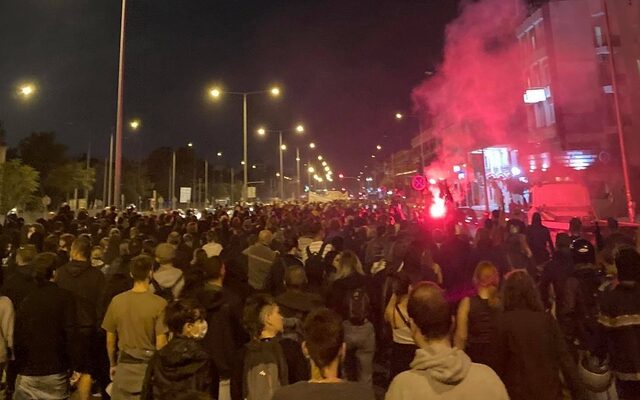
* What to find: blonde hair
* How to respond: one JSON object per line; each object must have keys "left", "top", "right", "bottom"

{"left": 473, "top": 261, "right": 500, "bottom": 308}
{"left": 335, "top": 250, "right": 365, "bottom": 280}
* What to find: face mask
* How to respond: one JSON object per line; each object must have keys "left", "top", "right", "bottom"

{"left": 191, "top": 320, "right": 208, "bottom": 340}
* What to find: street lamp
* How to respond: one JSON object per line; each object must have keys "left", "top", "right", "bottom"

{"left": 18, "top": 83, "right": 36, "bottom": 98}
{"left": 207, "top": 85, "right": 281, "bottom": 202}
{"left": 318, "top": 155, "right": 323, "bottom": 161}
{"left": 376, "top": 144, "right": 382, "bottom": 150}
{"left": 216, "top": 152, "right": 222, "bottom": 157}
{"left": 129, "top": 119, "right": 141, "bottom": 130}
{"left": 255, "top": 124, "right": 304, "bottom": 200}
{"left": 395, "top": 112, "right": 403, "bottom": 120}
{"left": 309, "top": 142, "right": 316, "bottom": 149}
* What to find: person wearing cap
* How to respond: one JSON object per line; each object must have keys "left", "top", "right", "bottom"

{"left": 152, "top": 243, "right": 185, "bottom": 300}
{"left": 596, "top": 246, "right": 640, "bottom": 398}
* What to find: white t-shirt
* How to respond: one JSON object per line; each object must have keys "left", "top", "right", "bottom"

{"left": 302, "top": 241, "right": 334, "bottom": 264}
{"left": 202, "top": 242, "right": 223, "bottom": 258}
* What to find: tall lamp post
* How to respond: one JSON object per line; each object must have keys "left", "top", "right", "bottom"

{"left": 113, "top": 0, "right": 127, "bottom": 208}
{"left": 257, "top": 124, "right": 304, "bottom": 200}
{"left": 208, "top": 86, "right": 280, "bottom": 202}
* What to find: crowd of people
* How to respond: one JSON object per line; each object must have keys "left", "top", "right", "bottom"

{"left": 0, "top": 201, "right": 638, "bottom": 400}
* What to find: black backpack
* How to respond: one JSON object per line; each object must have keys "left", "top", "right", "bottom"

{"left": 150, "top": 276, "right": 183, "bottom": 302}
{"left": 305, "top": 243, "right": 328, "bottom": 286}
{"left": 345, "top": 287, "right": 370, "bottom": 325}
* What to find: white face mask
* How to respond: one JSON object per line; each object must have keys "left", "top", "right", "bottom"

{"left": 191, "top": 320, "right": 208, "bottom": 340}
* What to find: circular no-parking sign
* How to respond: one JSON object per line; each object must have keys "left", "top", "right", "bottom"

{"left": 411, "top": 175, "right": 427, "bottom": 191}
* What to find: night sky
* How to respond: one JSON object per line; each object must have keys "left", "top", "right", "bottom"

{"left": 1, "top": 0, "right": 459, "bottom": 175}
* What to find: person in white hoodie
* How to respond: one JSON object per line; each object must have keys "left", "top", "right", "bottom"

{"left": 385, "top": 281, "right": 508, "bottom": 400}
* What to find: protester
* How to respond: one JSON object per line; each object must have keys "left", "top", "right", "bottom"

{"left": 383, "top": 271, "right": 416, "bottom": 378}
{"left": 596, "top": 246, "right": 640, "bottom": 399}
{"left": 231, "top": 293, "right": 308, "bottom": 400}
{"left": 55, "top": 237, "right": 106, "bottom": 400}
{"left": 327, "top": 250, "right": 374, "bottom": 385}
{"left": 386, "top": 281, "right": 508, "bottom": 400}
{"left": 454, "top": 261, "right": 501, "bottom": 366}
{"left": 491, "top": 270, "right": 584, "bottom": 400}
{"left": 272, "top": 308, "right": 375, "bottom": 400}
{"left": 142, "top": 298, "right": 210, "bottom": 399}
{"left": 152, "top": 243, "right": 185, "bottom": 301}
{"left": 244, "top": 230, "right": 277, "bottom": 291}
{"left": 202, "top": 230, "right": 223, "bottom": 258}
{"left": 102, "top": 255, "right": 169, "bottom": 399}
{"left": 13, "top": 252, "right": 75, "bottom": 400}
{"left": 276, "top": 265, "right": 324, "bottom": 342}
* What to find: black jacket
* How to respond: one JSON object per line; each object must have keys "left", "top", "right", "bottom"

{"left": 141, "top": 336, "right": 210, "bottom": 400}
{"left": 327, "top": 273, "right": 370, "bottom": 321}
{"left": 55, "top": 260, "right": 106, "bottom": 330}
{"left": 491, "top": 309, "right": 584, "bottom": 400}
{"left": 597, "top": 282, "right": 640, "bottom": 381}
{"left": 1, "top": 267, "right": 37, "bottom": 309}
{"left": 195, "top": 283, "right": 247, "bottom": 383}
{"left": 14, "top": 282, "right": 76, "bottom": 376}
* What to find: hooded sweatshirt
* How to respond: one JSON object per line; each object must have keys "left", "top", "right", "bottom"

{"left": 151, "top": 264, "right": 184, "bottom": 300}
{"left": 385, "top": 343, "right": 508, "bottom": 400}
{"left": 55, "top": 259, "right": 106, "bottom": 329}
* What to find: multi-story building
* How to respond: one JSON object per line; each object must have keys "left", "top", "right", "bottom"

{"left": 518, "top": 0, "right": 640, "bottom": 212}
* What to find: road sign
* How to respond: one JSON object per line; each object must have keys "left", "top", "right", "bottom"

{"left": 247, "top": 186, "right": 256, "bottom": 199}
{"left": 411, "top": 175, "right": 427, "bottom": 191}
{"left": 179, "top": 187, "right": 191, "bottom": 203}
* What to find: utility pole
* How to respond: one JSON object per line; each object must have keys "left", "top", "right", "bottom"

{"left": 107, "top": 134, "right": 114, "bottom": 206}
{"left": 113, "top": 0, "right": 127, "bottom": 208}
{"left": 204, "top": 160, "right": 209, "bottom": 206}
{"left": 296, "top": 147, "right": 301, "bottom": 200}
{"left": 603, "top": 0, "right": 635, "bottom": 222}
{"left": 171, "top": 151, "right": 176, "bottom": 209}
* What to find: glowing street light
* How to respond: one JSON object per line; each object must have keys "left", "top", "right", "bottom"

{"left": 395, "top": 112, "right": 403, "bottom": 120}
{"left": 280, "top": 144, "right": 287, "bottom": 151}
{"left": 371, "top": 154, "right": 376, "bottom": 158}
{"left": 129, "top": 119, "right": 141, "bottom": 130}
{"left": 188, "top": 142, "right": 193, "bottom": 148}
{"left": 318, "top": 155, "right": 323, "bottom": 161}
{"left": 322, "top": 161, "right": 327, "bottom": 167}
{"left": 309, "top": 142, "right": 316, "bottom": 149}
{"left": 257, "top": 128, "right": 266, "bottom": 135}
{"left": 376, "top": 144, "right": 382, "bottom": 150}
{"left": 308, "top": 166, "right": 315, "bottom": 173}
{"left": 216, "top": 152, "right": 223, "bottom": 157}
{"left": 206, "top": 85, "right": 282, "bottom": 201}
{"left": 295, "top": 124, "right": 304, "bottom": 133}
{"left": 324, "top": 166, "right": 330, "bottom": 172}
{"left": 18, "top": 84, "right": 36, "bottom": 98}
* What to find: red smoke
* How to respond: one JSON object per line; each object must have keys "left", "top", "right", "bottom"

{"left": 412, "top": 0, "right": 527, "bottom": 165}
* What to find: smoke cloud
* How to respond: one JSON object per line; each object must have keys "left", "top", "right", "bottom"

{"left": 412, "top": 0, "right": 527, "bottom": 165}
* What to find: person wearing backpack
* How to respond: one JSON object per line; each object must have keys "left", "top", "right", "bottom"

{"left": 303, "top": 223, "right": 333, "bottom": 291}
{"left": 141, "top": 298, "right": 210, "bottom": 400}
{"left": 327, "top": 250, "right": 374, "bottom": 385}
{"left": 230, "top": 294, "right": 308, "bottom": 400}
{"left": 152, "top": 243, "right": 185, "bottom": 301}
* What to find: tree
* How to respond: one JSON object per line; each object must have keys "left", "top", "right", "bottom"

{"left": 46, "top": 162, "right": 96, "bottom": 201}
{"left": 18, "top": 132, "right": 68, "bottom": 182}
{"left": 122, "top": 161, "right": 154, "bottom": 207}
{"left": 0, "top": 159, "right": 39, "bottom": 213}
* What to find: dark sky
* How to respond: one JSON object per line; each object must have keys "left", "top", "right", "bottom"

{"left": 0, "top": 0, "right": 459, "bottom": 175}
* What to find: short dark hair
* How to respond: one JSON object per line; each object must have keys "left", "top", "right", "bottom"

{"left": 32, "top": 252, "right": 58, "bottom": 283}
{"left": 16, "top": 245, "right": 37, "bottom": 265}
{"left": 243, "top": 293, "right": 277, "bottom": 339}
{"left": 407, "top": 281, "right": 451, "bottom": 339}
{"left": 201, "top": 256, "right": 224, "bottom": 280}
{"left": 206, "top": 230, "right": 219, "bottom": 243}
{"left": 303, "top": 308, "right": 344, "bottom": 373}
{"left": 165, "top": 298, "right": 205, "bottom": 335}
{"left": 130, "top": 255, "right": 154, "bottom": 282}
{"left": 284, "top": 265, "right": 307, "bottom": 289}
